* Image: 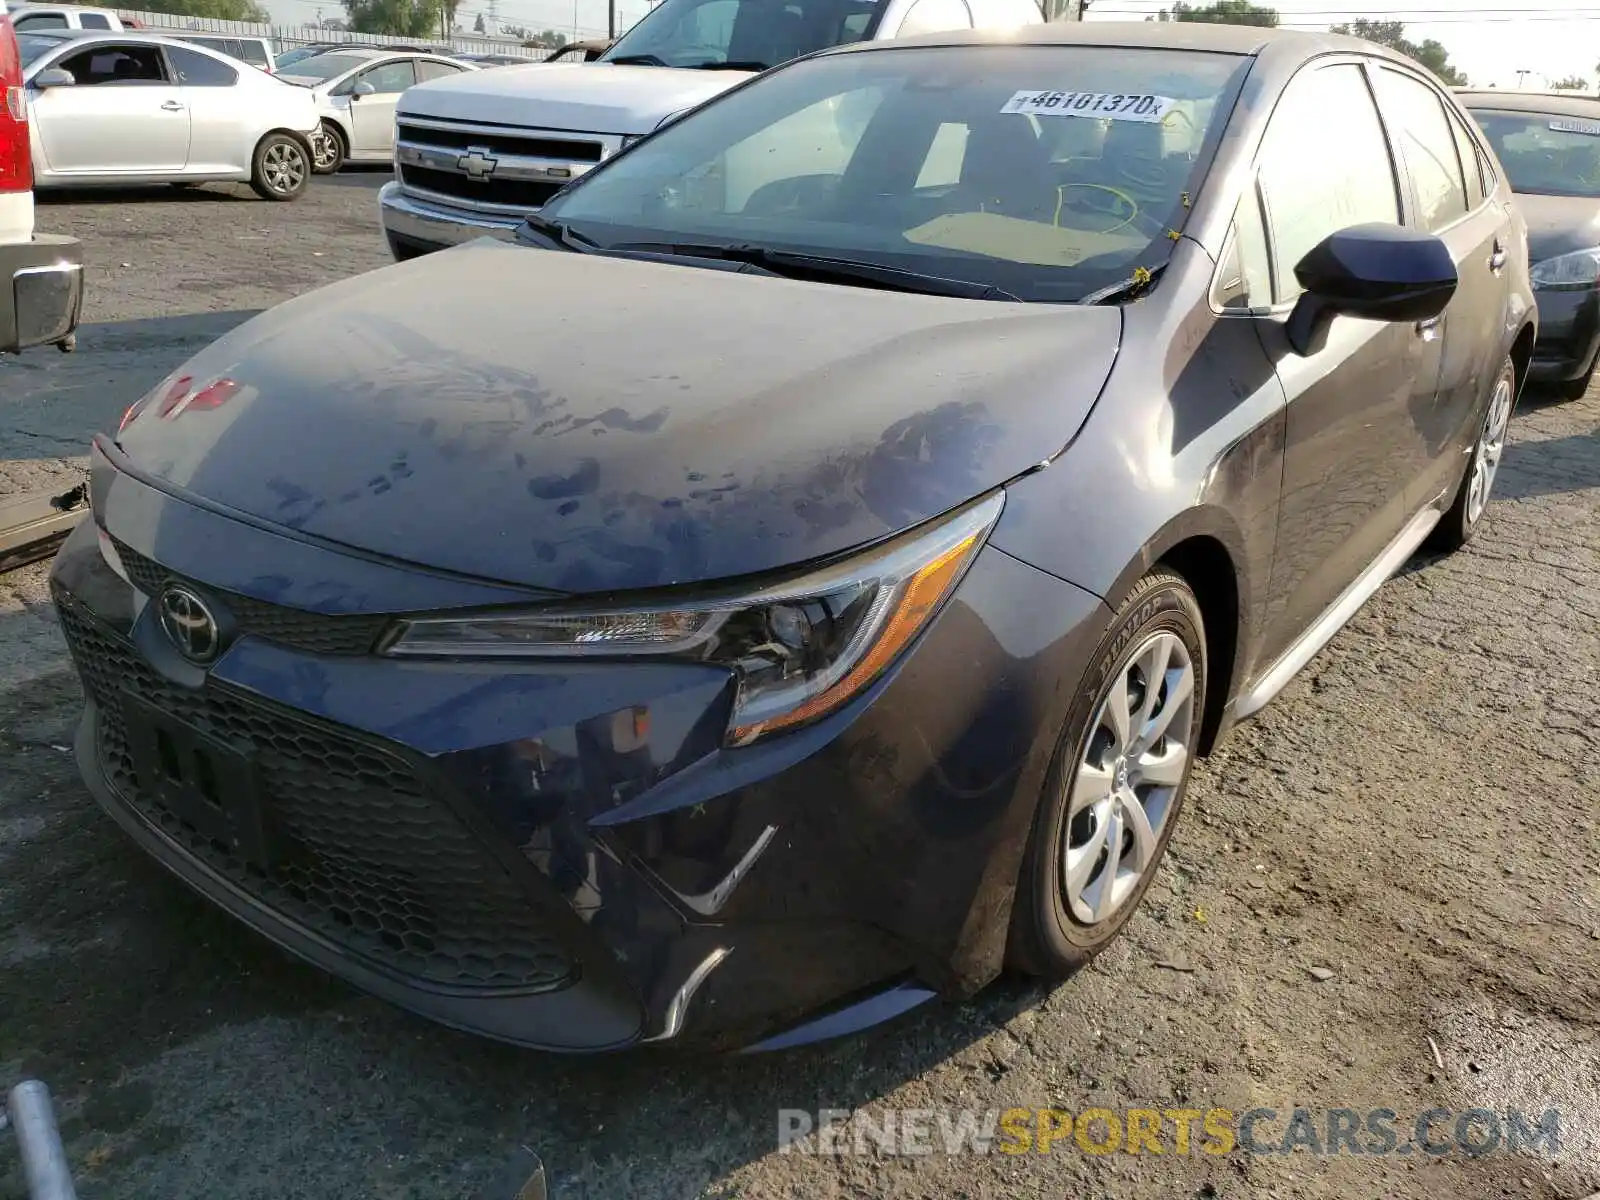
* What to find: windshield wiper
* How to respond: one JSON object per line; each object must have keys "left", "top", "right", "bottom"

{"left": 518, "top": 212, "right": 600, "bottom": 253}
{"left": 604, "top": 241, "right": 1018, "bottom": 299}
{"left": 689, "top": 59, "right": 771, "bottom": 70}
{"left": 605, "top": 53, "right": 668, "bottom": 66}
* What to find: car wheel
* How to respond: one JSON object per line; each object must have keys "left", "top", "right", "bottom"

{"left": 1007, "top": 568, "right": 1206, "bottom": 978}
{"left": 1426, "top": 354, "right": 1516, "bottom": 554}
{"left": 250, "top": 133, "right": 310, "bottom": 201}
{"left": 310, "top": 122, "right": 345, "bottom": 175}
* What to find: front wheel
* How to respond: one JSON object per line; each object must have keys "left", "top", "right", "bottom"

{"left": 1427, "top": 354, "right": 1516, "bottom": 553}
{"left": 310, "top": 122, "right": 344, "bottom": 175}
{"left": 250, "top": 133, "right": 310, "bottom": 201}
{"left": 1007, "top": 569, "right": 1207, "bottom": 978}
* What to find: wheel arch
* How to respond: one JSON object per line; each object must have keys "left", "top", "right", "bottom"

{"left": 1100, "top": 508, "right": 1252, "bottom": 758}
{"left": 1508, "top": 318, "right": 1536, "bottom": 400}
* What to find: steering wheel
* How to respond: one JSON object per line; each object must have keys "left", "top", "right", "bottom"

{"left": 1054, "top": 182, "right": 1143, "bottom": 235}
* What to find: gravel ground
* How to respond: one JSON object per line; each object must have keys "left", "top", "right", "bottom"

{"left": 2, "top": 173, "right": 1598, "bottom": 1200}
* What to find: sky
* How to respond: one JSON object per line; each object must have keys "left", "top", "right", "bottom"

{"left": 256, "top": 0, "right": 1600, "bottom": 89}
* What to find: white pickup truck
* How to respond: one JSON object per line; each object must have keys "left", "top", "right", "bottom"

{"left": 379, "top": 0, "right": 1048, "bottom": 259}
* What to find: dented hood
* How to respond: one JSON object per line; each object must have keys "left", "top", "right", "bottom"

{"left": 116, "top": 240, "right": 1123, "bottom": 595}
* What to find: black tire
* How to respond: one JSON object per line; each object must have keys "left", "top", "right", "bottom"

{"left": 386, "top": 236, "right": 429, "bottom": 263}
{"left": 310, "top": 122, "right": 345, "bottom": 175}
{"left": 1007, "top": 568, "right": 1207, "bottom": 978}
{"left": 1426, "top": 354, "right": 1516, "bottom": 554}
{"left": 250, "top": 133, "right": 310, "bottom": 202}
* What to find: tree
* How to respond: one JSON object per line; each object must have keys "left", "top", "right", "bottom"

{"left": 536, "top": 27, "right": 569, "bottom": 47}
{"left": 1551, "top": 75, "right": 1589, "bottom": 91}
{"left": 342, "top": 0, "right": 459, "bottom": 36}
{"left": 1157, "top": 0, "right": 1278, "bottom": 24}
{"left": 473, "top": 10, "right": 484, "bottom": 31}
{"left": 1331, "top": 18, "right": 1468, "bottom": 87}
{"left": 137, "top": 0, "right": 270, "bottom": 21}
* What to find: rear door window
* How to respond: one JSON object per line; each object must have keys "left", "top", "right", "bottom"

{"left": 78, "top": 12, "right": 112, "bottom": 28}
{"left": 1373, "top": 68, "right": 1469, "bottom": 231}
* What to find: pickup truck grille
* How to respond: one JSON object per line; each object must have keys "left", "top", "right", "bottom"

{"left": 393, "top": 116, "right": 617, "bottom": 216}
{"left": 398, "top": 164, "right": 563, "bottom": 210}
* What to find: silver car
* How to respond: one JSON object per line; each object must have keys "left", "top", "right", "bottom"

{"left": 275, "top": 49, "right": 477, "bottom": 174}
{"left": 19, "top": 30, "right": 321, "bottom": 199}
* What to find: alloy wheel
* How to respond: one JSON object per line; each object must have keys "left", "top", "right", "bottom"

{"left": 263, "top": 142, "right": 307, "bottom": 196}
{"left": 1466, "top": 371, "right": 1514, "bottom": 526}
{"left": 311, "top": 129, "right": 339, "bottom": 172}
{"left": 1062, "top": 630, "right": 1197, "bottom": 926}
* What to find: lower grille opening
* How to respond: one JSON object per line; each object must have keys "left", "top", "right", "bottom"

{"left": 57, "top": 592, "right": 576, "bottom": 995}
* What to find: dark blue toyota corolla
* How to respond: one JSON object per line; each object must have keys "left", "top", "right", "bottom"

{"left": 52, "top": 23, "right": 1534, "bottom": 1052}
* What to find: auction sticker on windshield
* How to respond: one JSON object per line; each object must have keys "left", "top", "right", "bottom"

{"left": 1549, "top": 118, "right": 1600, "bottom": 137}
{"left": 1000, "top": 90, "right": 1177, "bottom": 123}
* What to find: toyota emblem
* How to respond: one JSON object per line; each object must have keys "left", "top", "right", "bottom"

{"left": 158, "top": 584, "right": 221, "bottom": 665}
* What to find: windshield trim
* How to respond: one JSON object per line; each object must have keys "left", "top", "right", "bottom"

{"left": 546, "top": 42, "right": 1255, "bottom": 304}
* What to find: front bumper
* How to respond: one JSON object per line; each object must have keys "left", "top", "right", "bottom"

{"left": 1, "top": 234, "right": 83, "bottom": 353}
{"left": 51, "top": 450, "right": 1108, "bottom": 1051}
{"left": 379, "top": 181, "right": 524, "bottom": 259}
{"left": 1529, "top": 286, "right": 1600, "bottom": 383}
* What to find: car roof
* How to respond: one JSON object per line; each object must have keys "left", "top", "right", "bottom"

{"left": 1456, "top": 89, "right": 1600, "bottom": 116}
{"left": 26, "top": 29, "right": 251, "bottom": 53}
{"left": 825, "top": 20, "right": 1376, "bottom": 59}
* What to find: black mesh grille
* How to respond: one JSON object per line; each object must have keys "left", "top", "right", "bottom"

{"left": 56, "top": 590, "right": 576, "bottom": 994}
{"left": 113, "top": 539, "right": 391, "bottom": 657}
{"left": 399, "top": 164, "right": 564, "bottom": 209}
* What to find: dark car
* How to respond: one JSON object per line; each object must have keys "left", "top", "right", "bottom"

{"left": 51, "top": 23, "right": 1533, "bottom": 1053}
{"left": 1459, "top": 89, "right": 1600, "bottom": 400}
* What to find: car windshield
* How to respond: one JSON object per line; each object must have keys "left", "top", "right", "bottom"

{"left": 279, "top": 51, "right": 369, "bottom": 81}
{"left": 541, "top": 44, "right": 1247, "bottom": 303}
{"left": 1469, "top": 107, "right": 1600, "bottom": 198}
{"left": 275, "top": 46, "right": 329, "bottom": 66}
{"left": 601, "top": 0, "right": 884, "bottom": 70}
{"left": 17, "top": 30, "right": 72, "bottom": 66}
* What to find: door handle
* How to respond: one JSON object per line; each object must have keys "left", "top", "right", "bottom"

{"left": 1416, "top": 315, "right": 1442, "bottom": 341}
{"left": 160, "top": 100, "right": 184, "bottom": 112}
{"left": 1489, "top": 240, "right": 1507, "bottom": 273}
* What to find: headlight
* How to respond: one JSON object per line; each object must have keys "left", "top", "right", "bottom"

{"left": 383, "top": 492, "right": 1005, "bottom": 745}
{"left": 1531, "top": 247, "right": 1600, "bottom": 291}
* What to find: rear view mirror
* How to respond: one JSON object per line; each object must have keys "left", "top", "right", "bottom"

{"left": 351, "top": 80, "right": 376, "bottom": 97}
{"left": 33, "top": 68, "right": 75, "bottom": 89}
{"left": 1284, "top": 223, "right": 1458, "bottom": 356}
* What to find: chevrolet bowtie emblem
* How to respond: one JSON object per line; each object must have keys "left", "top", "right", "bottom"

{"left": 458, "top": 147, "right": 498, "bottom": 181}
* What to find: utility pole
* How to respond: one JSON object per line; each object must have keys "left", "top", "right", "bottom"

{"left": 608, "top": 0, "right": 616, "bottom": 37}
{"left": 1515, "top": 68, "right": 1531, "bottom": 87}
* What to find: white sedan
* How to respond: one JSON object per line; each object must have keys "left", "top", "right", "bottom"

{"left": 275, "top": 49, "right": 478, "bottom": 174}
{"left": 18, "top": 30, "right": 321, "bottom": 199}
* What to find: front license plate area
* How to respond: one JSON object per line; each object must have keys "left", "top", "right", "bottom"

{"left": 121, "top": 694, "right": 275, "bottom": 869}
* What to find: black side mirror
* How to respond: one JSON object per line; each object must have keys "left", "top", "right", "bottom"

{"left": 1284, "top": 222, "right": 1458, "bottom": 356}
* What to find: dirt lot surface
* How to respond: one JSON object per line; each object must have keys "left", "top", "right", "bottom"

{"left": 2, "top": 173, "right": 1597, "bottom": 1200}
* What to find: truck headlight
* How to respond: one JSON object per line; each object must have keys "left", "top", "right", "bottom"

{"left": 382, "top": 493, "right": 1004, "bottom": 745}
{"left": 1531, "top": 247, "right": 1600, "bottom": 291}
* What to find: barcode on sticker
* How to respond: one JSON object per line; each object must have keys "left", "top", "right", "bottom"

{"left": 1550, "top": 119, "right": 1600, "bottom": 137}
{"left": 1000, "top": 90, "right": 1178, "bottom": 123}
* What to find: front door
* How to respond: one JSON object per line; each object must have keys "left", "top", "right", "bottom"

{"left": 32, "top": 42, "right": 190, "bottom": 174}
{"left": 1251, "top": 59, "right": 1431, "bottom": 667}
{"left": 346, "top": 58, "right": 415, "bottom": 158}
